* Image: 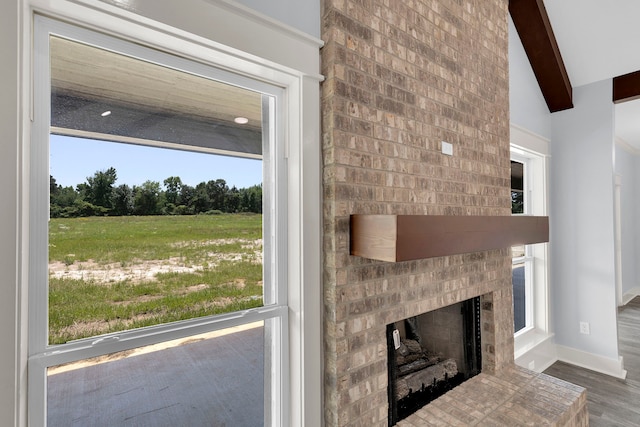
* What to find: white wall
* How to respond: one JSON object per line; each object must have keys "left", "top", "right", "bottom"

{"left": 614, "top": 143, "right": 640, "bottom": 301}
{"left": 509, "top": 17, "right": 559, "bottom": 373}
{"left": 234, "top": 0, "right": 320, "bottom": 37}
{"left": 99, "top": 0, "right": 321, "bottom": 38}
{"left": 508, "top": 17, "right": 552, "bottom": 140}
{"left": 550, "top": 80, "right": 623, "bottom": 374}
{"left": 0, "top": 0, "right": 21, "bottom": 425}
{"left": 510, "top": 7, "right": 626, "bottom": 379}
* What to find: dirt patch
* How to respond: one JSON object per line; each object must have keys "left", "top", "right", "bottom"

{"left": 49, "top": 238, "right": 263, "bottom": 285}
{"left": 177, "top": 284, "right": 209, "bottom": 295}
{"left": 48, "top": 237, "right": 264, "bottom": 351}
{"left": 233, "top": 278, "right": 245, "bottom": 289}
{"left": 170, "top": 238, "right": 262, "bottom": 249}
{"left": 49, "top": 257, "right": 202, "bottom": 285}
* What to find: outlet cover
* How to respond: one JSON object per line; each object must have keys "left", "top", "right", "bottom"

{"left": 579, "top": 321, "right": 590, "bottom": 335}
{"left": 441, "top": 141, "right": 453, "bottom": 156}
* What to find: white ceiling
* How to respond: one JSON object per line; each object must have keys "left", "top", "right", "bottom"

{"left": 543, "top": 0, "right": 640, "bottom": 149}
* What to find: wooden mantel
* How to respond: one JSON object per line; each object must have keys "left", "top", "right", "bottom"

{"left": 350, "top": 215, "right": 549, "bottom": 262}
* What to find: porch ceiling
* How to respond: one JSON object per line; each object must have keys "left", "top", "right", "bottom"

{"left": 50, "top": 36, "right": 263, "bottom": 156}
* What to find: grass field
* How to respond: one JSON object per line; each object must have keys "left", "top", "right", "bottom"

{"left": 48, "top": 214, "right": 263, "bottom": 344}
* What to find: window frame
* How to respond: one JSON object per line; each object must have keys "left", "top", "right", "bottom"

{"left": 24, "top": 15, "right": 321, "bottom": 425}
{"left": 511, "top": 125, "right": 553, "bottom": 371}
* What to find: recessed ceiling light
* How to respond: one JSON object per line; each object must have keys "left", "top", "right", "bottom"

{"left": 234, "top": 117, "right": 249, "bottom": 124}
{"left": 101, "top": 110, "right": 112, "bottom": 117}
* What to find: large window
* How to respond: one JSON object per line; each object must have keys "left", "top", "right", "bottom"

{"left": 510, "top": 128, "right": 552, "bottom": 371}
{"left": 30, "top": 17, "right": 290, "bottom": 426}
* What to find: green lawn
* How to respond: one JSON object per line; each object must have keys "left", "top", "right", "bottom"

{"left": 48, "top": 214, "right": 263, "bottom": 344}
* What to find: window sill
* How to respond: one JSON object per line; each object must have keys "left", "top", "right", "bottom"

{"left": 514, "top": 328, "right": 557, "bottom": 373}
{"left": 514, "top": 328, "right": 554, "bottom": 360}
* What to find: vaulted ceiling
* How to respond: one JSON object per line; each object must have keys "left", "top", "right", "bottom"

{"left": 511, "top": 0, "right": 640, "bottom": 149}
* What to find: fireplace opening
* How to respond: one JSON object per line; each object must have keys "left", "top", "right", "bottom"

{"left": 387, "top": 297, "right": 482, "bottom": 425}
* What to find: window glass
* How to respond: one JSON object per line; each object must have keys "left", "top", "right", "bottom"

{"left": 511, "top": 159, "right": 530, "bottom": 333}
{"left": 48, "top": 36, "right": 266, "bottom": 345}
{"left": 512, "top": 262, "right": 526, "bottom": 333}
{"left": 511, "top": 160, "right": 524, "bottom": 214}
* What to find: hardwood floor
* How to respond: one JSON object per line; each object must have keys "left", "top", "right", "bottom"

{"left": 544, "top": 297, "right": 640, "bottom": 426}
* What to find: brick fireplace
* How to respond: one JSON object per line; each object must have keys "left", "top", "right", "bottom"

{"left": 321, "top": 1, "right": 587, "bottom": 426}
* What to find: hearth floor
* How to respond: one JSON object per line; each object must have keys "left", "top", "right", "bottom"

{"left": 396, "top": 365, "right": 588, "bottom": 426}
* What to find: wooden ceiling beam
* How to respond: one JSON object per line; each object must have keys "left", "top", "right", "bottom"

{"left": 509, "top": 0, "right": 573, "bottom": 112}
{"left": 613, "top": 70, "right": 640, "bottom": 104}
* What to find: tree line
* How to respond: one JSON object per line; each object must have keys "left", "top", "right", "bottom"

{"left": 50, "top": 167, "right": 262, "bottom": 218}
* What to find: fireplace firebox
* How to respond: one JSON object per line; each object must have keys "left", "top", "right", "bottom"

{"left": 386, "top": 297, "right": 482, "bottom": 425}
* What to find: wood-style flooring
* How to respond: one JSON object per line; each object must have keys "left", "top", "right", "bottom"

{"left": 544, "top": 296, "right": 640, "bottom": 426}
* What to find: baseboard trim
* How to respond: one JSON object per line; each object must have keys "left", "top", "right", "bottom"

{"left": 621, "top": 287, "right": 640, "bottom": 306}
{"left": 535, "top": 357, "right": 558, "bottom": 373}
{"left": 556, "top": 345, "right": 627, "bottom": 379}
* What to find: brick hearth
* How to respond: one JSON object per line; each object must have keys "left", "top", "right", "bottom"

{"left": 398, "top": 366, "right": 587, "bottom": 426}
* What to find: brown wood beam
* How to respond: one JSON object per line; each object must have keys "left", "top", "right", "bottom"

{"left": 509, "top": 0, "right": 573, "bottom": 112}
{"left": 350, "top": 215, "right": 549, "bottom": 262}
{"left": 613, "top": 70, "right": 640, "bottom": 104}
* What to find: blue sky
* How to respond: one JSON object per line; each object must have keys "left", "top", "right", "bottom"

{"left": 50, "top": 135, "right": 262, "bottom": 189}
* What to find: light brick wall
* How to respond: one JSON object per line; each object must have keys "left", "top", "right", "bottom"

{"left": 321, "top": 1, "right": 512, "bottom": 425}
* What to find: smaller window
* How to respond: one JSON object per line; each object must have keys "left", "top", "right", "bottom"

{"left": 510, "top": 130, "right": 551, "bottom": 370}
{"left": 511, "top": 159, "right": 533, "bottom": 334}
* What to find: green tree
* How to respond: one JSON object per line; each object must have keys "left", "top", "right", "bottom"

{"left": 112, "top": 184, "right": 134, "bottom": 216}
{"left": 226, "top": 186, "right": 241, "bottom": 213}
{"left": 85, "top": 167, "right": 118, "bottom": 212}
{"left": 50, "top": 175, "right": 83, "bottom": 218}
{"left": 192, "top": 182, "right": 211, "bottom": 214}
{"left": 178, "top": 184, "right": 195, "bottom": 214}
{"left": 133, "top": 180, "right": 162, "bottom": 215}
{"left": 163, "top": 176, "right": 182, "bottom": 206}
{"left": 205, "top": 179, "right": 228, "bottom": 211}
{"left": 50, "top": 175, "right": 59, "bottom": 196}
{"left": 240, "top": 184, "right": 262, "bottom": 213}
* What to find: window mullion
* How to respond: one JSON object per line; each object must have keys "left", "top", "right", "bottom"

{"left": 37, "top": 304, "right": 285, "bottom": 365}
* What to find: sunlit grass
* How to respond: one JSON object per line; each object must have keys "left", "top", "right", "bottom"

{"left": 48, "top": 214, "right": 263, "bottom": 344}
{"left": 49, "top": 214, "right": 262, "bottom": 264}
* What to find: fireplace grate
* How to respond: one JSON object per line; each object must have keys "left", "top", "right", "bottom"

{"left": 387, "top": 297, "right": 482, "bottom": 426}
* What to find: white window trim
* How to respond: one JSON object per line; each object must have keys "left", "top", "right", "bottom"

{"left": 19, "top": 2, "right": 323, "bottom": 426}
{"left": 511, "top": 124, "right": 555, "bottom": 372}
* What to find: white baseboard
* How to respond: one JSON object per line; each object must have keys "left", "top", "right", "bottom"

{"left": 621, "top": 287, "right": 640, "bottom": 306}
{"left": 556, "top": 345, "right": 627, "bottom": 379}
